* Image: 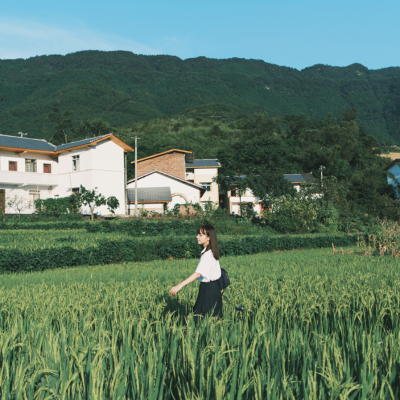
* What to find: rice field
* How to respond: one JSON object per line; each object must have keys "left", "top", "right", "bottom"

{"left": 1, "top": 247, "right": 400, "bottom": 399}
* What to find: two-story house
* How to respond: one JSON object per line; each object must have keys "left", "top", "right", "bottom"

{"left": 0, "top": 134, "right": 133, "bottom": 215}
{"left": 128, "top": 150, "right": 220, "bottom": 213}
{"left": 221, "top": 173, "right": 317, "bottom": 215}
{"left": 185, "top": 159, "right": 221, "bottom": 209}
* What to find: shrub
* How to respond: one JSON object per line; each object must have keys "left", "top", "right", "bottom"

{"left": 0, "top": 233, "right": 357, "bottom": 273}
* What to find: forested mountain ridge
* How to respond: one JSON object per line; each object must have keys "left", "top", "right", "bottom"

{"left": 0, "top": 50, "right": 399, "bottom": 144}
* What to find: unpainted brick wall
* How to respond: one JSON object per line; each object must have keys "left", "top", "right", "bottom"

{"left": 137, "top": 152, "right": 186, "bottom": 179}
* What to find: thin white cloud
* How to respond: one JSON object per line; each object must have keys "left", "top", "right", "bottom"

{"left": 0, "top": 18, "right": 159, "bottom": 59}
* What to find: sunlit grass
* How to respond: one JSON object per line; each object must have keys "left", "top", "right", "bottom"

{"left": 0, "top": 248, "right": 400, "bottom": 398}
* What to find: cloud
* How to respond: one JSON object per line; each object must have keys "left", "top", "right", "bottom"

{"left": 0, "top": 18, "right": 159, "bottom": 59}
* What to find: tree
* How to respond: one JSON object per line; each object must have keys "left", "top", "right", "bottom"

{"left": 47, "top": 108, "right": 75, "bottom": 145}
{"left": 106, "top": 196, "right": 120, "bottom": 214}
{"left": 216, "top": 116, "right": 296, "bottom": 209}
{"left": 80, "top": 185, "right": 106, "bottom": 221}
{"left": 6, "top": 191, "right": 30, "bottom": 219}
{"left": 77, "top": 118, "right": 114, "bottom": 138}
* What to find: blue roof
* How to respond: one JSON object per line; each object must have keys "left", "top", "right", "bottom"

{"left": 127, "top": 187, "right": 172, "bottom": 202}
{"left": 55, "top": 134, "right": 111, "bottom": 151}
{"left": 185, "top": 159, "right": 221, "bottom": 168}
{"left": 284, "top": 174, "right": 305, "bottom": 183}
{"left": 0, "top": 134, "right": 56, "bottom": 151}
{"left": 0, "top": 133, "right": 114, "bottom": 153}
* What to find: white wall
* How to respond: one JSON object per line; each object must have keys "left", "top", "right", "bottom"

{"left": 194, "top": 167, "right": 219, "bottom": 206}
{"left": 3, "top": 185, "right": 55, "bottom": 214}
{"left": 0, "top": 150, "right": 59, "bottom": 175}
{"left": 56, "top": 140, "right": 125, "bottom": 215}
{"left": 127, "top": 172, "right": 201, "bottom": 208}
{"left": 0, "top": 139, "right": 126, "bottom": 215}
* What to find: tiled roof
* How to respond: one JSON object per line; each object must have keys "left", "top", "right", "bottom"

{"left": 127, "top": 169, "right": 206, "bottom": 194}
{"left": 284, "top": 174, "right": 305, "bottom": 183}
{"left": 0, "top": 134, "right": 56, "bottom": 151}
{"left": 127, "top": 187, "right": 172, "bottom": 202}
{"left": 0, "top": 133, "right": 133, "bottom": 153}
{"left": 55, "top": 134, "right": 111, "bottom": 151}
{"left": 185, "top": 159, "right": 221, "bottom": 168}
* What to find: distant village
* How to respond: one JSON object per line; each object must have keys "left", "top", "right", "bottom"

{"left": 0, "top": 133, "right": 399, "bottom": 216}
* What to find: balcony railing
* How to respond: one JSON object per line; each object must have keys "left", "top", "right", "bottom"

{"left": 0, "top": 171, "right": 59, "bottom": 186}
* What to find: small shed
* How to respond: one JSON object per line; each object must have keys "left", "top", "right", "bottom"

{"left": 127, "top": 187, "right": 172, "bottom": 214}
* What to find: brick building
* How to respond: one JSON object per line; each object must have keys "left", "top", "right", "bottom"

{"left": 132, "top": 149, "right": 194, "bottom": 180}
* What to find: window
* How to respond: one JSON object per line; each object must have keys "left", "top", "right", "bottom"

{"left": 43, "top": 164, "right": 52, "bottom": 174}
{"left": 9, "top": 161, "right": 17, "bottom": 171}
{"left": 25, "top": 159, "right": 37, "bottom": 172}
{"left": 230, "top": 188, "right": 237, "bottom": 196}
{"left": 29, "top": 190, "right": 40, "bottom": 207}
{"left": 72, "top": 155, "right": 80, "bottom": 171}
{"left": 72, "top": 187, "right": 80, "bottom": 195}
{"left": 201, "top": 182, "right": 211, "bottom": 192}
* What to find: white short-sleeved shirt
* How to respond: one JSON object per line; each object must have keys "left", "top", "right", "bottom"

{"left": 195, "top": 247, "right": 222, "bottom": 283}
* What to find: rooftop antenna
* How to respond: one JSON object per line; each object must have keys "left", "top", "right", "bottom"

{"left": 18, "top": 132, "right": 28, "bottom": 138}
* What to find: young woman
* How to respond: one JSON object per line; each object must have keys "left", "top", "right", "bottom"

{"left": 169, "top": 224, "right": 223, "bottom": 322}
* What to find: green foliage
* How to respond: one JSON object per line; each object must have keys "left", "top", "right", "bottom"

{"left": 262, "top": 191, "right": 320, "bottom": 233}
{"left": 0, "top": 249, "right": 400, "bottom": 397}
{"left": 0, "top": 221, "right": 86, "bottom": 230}
{"left": 77, "top": 117, "right": 114, "bottom": 138}
{"left": 106, "top": 196, "right": 119, "bottom": 214}
{"left": 35, "top": 194, "right": 82, "bottom": 216}
{"left": 46, "top": 107, "right": 75, "bottom": 145}
{"left": 80, "top": 185, "right": 106, "bottom": 221}
{"left": 0, "top": 231, "right": 356, "bottom": 273}
{"left": 1, "top": 51, "right": 400, "bottom": 144}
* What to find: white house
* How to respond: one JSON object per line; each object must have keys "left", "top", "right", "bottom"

{"left": 0, "top": 133, "right": 133, "bottom": 215}
{"left": 185, "top": 159, "right": 221, "bottom": 208}
{"left": 127, "top": 170, "right": 206, "bottom": 213}
{"left": 384, "top": 159, "right": 400, "bottom": 196}
{"left": 221, "top": 173, "right": 317, "bottom": 215}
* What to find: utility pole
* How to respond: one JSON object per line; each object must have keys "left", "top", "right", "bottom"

{"left": 131, "top": 136, "right": 140, "bottom": 217}
{"left": 319, "top": 165, "right": 326, "bottom": 188}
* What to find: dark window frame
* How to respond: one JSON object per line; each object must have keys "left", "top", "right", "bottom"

{"left": 9, "top": 161, "right": 17, "bottom": 171}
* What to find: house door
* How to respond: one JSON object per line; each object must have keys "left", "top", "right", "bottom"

{"left": 0, "top": 190, "right": 5, "bottom": 215}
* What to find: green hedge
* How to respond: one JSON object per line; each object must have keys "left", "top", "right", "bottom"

{"left": 0, "top": 234, "right": 356, "bottom": 273}
{"left": 0, "top": 221, "right": 86, "bottom": 230}
{"left": 0, "top": 219, "right": 260, "bottom": 236}
{"left": 86, "top": 219, "right": 198, "bottom": 235}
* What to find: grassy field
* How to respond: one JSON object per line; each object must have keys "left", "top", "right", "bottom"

{"left": 1, "top": 248, "right": 400, "bottom": 399}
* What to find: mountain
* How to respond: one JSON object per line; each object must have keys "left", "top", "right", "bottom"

{"left": 0, "top": 50, "right": 399, "bottom": 144}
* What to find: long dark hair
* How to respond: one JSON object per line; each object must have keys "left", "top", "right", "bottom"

{"left": 197, "top": 224, "right": 220, "bottom": 260}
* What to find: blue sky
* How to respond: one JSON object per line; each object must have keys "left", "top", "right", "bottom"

{"left": 1, "top": 0, "right": 399, "bottom": 70}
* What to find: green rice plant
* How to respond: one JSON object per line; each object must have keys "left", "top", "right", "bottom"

{"left": 0, "top": 249, "right": 399, "bottom": 398}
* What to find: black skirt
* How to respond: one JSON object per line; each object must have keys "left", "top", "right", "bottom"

{"left": 193, "top": 280, "right": 223, "bottom": 322}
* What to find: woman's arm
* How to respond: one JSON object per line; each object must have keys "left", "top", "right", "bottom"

{"left": 169, "top": 272, "right": 201, "bottom": 296}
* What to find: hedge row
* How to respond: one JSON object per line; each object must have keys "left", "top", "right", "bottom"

{"left": 86, "top": 219, "right": 198, "bottom": 235}
{"left": 0, "top": 221, "right": 86, "bottom": 231}
{"left": 0, "top": 220, "right": 199, "bottom": 234}
{"left": 0, "top": 234, "right": 357, "bottom": 273}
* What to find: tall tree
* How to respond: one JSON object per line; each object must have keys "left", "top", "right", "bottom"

{"left": 47, "top": 108, "right": 75, "bottom": 145}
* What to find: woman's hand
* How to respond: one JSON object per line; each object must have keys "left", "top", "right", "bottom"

{"left": 169, "top": 284, "right": 182, "bottom": 296}
{"left": 169, "top": 273, "right": 201, "bottom": 296}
